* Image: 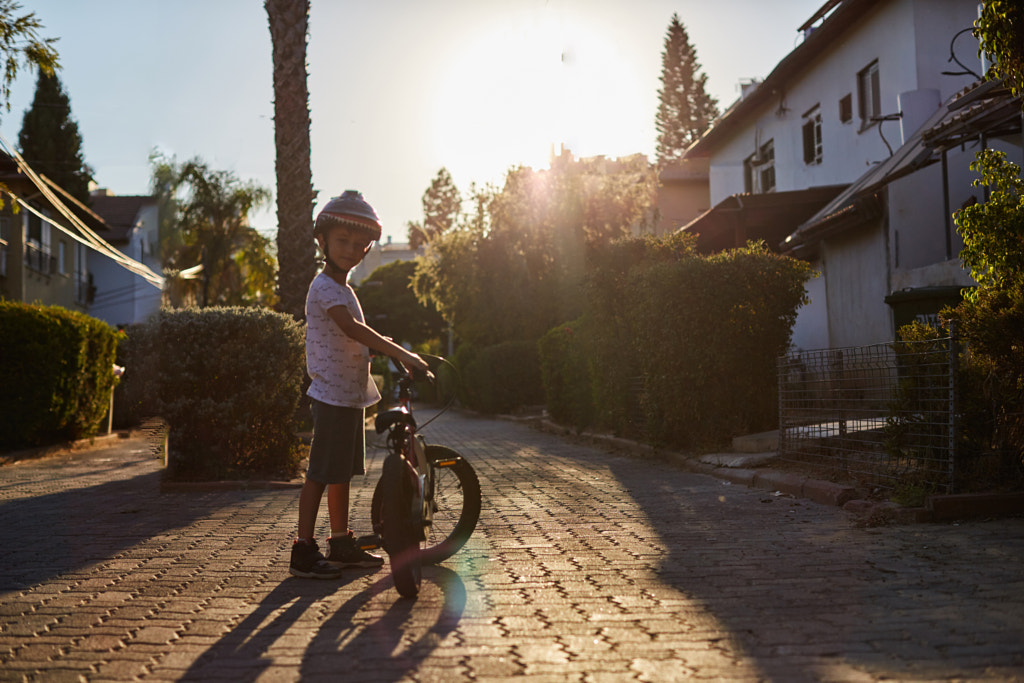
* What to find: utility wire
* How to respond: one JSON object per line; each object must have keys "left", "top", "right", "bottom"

{"left": 0, "top": 132, "right": 164, "bottom": 289}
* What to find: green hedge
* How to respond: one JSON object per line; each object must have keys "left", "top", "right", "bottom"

{"left": 0, "top": 302, "right": 121, "bottom": 449}
{"left": 539, "top": 238, "right": 812, "bottom": 451}
{"left": 136, "top": 307, "right": 306, "bottom": 480}
{"left": 537, "top": 317, "right": 595, "bottom": 431}
{"left": 454, "top": 340, "right": 544, "bottom": 415}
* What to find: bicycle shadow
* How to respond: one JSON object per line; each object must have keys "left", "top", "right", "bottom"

{"left": 179, "top": 565, "right": 466, "bottom": 682}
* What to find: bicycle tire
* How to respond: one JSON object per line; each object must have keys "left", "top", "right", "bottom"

{"left": 373, "top": 445, "right": 481, "bottom": 566}
{"left": 380, "top": 454, "right": 422, "bottom": 598}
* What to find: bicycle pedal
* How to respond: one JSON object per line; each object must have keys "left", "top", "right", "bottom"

{"left": 355, "top": 533, "right": 382, "bottom": 550}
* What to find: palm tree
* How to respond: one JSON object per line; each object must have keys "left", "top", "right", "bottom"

{"left": 266, "top": 0, "right": 315, "bottom": 319}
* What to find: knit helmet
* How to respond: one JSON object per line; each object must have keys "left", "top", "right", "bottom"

{"left": 313, "top": 190, "right": 383, "bottom": 242}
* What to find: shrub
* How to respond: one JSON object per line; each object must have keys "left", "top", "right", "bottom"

{"left": 577, "top": 238, "right": 811, "bottom": 450}
{"left": 946, "top": 149, "right": 1024, "bottom": 485}
{"left": 538, "top": 317, "right": 595, "bottom": 431}
{"left": 0, "top": 302, "right": 121, "bottom": 449}
{"left": 456, "top": 340, "right": 544, "bottom": 414}
{"left": 143, "top": 307, "right": 306, "bottom": 480}
{"left": 113, "top": 322, "right": 160, "bottom": 429}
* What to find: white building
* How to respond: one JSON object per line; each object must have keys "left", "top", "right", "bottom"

{"left": 681, "top": 0, "right": 993, "bottom": 350}
{"left": 88, "top": 191, "right": 163, "bottom": 328}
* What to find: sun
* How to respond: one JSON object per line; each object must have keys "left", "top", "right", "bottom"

{"left": 430, "top": 12, "right": 643, "bottom": 190}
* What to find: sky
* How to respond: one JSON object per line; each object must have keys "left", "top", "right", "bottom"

{"left": 0, "top": 0, "right": 827, "bottom": 244}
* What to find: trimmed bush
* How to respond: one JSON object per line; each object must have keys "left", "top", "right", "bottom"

{"left": 456, "top": 340, "right": 544, "bottom": 415}
{"left": 141, "top": 307, "right": 306, "bottom": 480}
{"left": 0, "top": 302, "right": 121, "bottom": 449}
{"left": 538, "top": 317, "right": 595, "bottom": 431}
{"left": 546, "top": 236, "right": 812, "bottom": 451}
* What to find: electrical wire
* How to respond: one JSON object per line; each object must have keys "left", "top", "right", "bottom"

{"left": 0, "top": 132, "right": 164, "bottom": 289}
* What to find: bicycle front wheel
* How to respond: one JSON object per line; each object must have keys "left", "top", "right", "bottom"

{"left": 379, "top": 454, "right": 422, "bottom": 599}
{"left": 375, "top": 445, "right": 481, "bottom": 565}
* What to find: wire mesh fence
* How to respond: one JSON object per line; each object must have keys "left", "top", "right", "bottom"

{"left": 778, "top": 336, "right": 956, "bottom": 493}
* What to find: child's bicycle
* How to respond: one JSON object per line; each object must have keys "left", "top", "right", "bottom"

{"left": 361, "top": 355, "right": 481, "bottom": 598}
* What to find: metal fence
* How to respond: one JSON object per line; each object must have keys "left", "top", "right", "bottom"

{"left": 777, "top": 336, "right": 956, "bottom": 493}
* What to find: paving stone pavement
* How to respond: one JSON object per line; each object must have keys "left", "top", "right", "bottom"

{"left": 1, "top": 410, "right": 1023, "bottom": 682}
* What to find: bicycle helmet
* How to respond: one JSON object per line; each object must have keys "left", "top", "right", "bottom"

{"left": 313, "top": 190, "right": 383, "bottom": 242}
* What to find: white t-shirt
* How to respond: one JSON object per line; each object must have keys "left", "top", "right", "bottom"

{"left": 305, "top": 272, "right": 382, "bottom": 408}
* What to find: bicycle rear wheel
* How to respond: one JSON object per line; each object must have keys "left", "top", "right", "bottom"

{"left": 379, "top": 454, "right": 421, "bottom": 598}
{"left": 373, "top": 445, "right": 480, "bottom": 566}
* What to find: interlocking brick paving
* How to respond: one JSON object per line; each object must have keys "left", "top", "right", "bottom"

{"left": 0, "top": 410, "right": 1022, "bottom": 681}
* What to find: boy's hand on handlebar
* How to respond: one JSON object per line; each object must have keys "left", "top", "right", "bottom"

{"left": 402, "top": 352, "right": 431, "bottom": 378}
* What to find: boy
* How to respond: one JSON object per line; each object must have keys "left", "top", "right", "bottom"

{"left": 290, "top": 190, "right": 429, "bottom": 579}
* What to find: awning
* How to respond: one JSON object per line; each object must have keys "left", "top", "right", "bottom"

{"left": 678, "top": 185, "right": 846, "bottom": 254}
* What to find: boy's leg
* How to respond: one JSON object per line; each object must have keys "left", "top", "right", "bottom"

{"left": 325, "top": 481, "right": 383, "bottom": 568}
{"left": 298, "top": 479, "right": 327, "bottom": 541}
{"left": 326, "top": 482, "right": 350, "bottom": 538}
{"left": 290, "top": 478, "right": 342, "bottom": 579}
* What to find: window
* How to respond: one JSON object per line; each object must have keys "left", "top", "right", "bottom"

{"left": 839, "top": 94, "right": 853, "bottom": 123}
{"left": 58, "top": 242, "right": 66, "bottom": 275}
{"left": 802, "top": 105, "right": 823, "bottom": 165}
{"left": 744, "top": 138, "right": 776, "bottom": 193}
{"left": 24, "top": 212, "right": 52, "bottom": 273}
{"left": 0, "top": 218, "right": 8, "bottom": 278}
{"left": 857, "top": 60, "right": 880, "bottom": 127}
{"left": 74, "top": 243, "right": 89, "bottom": 304}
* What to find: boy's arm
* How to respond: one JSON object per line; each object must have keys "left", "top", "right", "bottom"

{"left": 326, "top": 304, "right": 429, "bottom": 373}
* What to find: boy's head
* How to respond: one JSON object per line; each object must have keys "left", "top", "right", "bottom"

{"left": 314, "top": 190, "right": 383, "bottom": 273}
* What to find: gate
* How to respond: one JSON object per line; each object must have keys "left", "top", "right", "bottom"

{"left": 777, "top": 335, "right": 956, "bottom": 493}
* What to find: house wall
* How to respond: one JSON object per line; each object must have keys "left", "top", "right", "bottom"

{"left": 790, "top": 268, "right": 829, "bottom": 351}
{"left": 822, "top": 220, "right": 893, "bottom": 347}
{"left": 88, "top": 202, "right": 162, "bottom": 328}
{"left": 15, "top": 210, "right": 83, "bottom": 311}
{"left": 888, "top": 132, "right": 1022, "bottom": 294}
{"left": 708, "top": 0, "right": 979, "bottom": 206}
{"left": 658, "top": 179, "right": 710, "bottom": 234}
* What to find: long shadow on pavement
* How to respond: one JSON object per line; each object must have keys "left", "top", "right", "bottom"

{"left": 0, "top": 469, "right": 232, "bottom": 593}
{"left": 601, "top": 455, "right": 1024, "bottom": 680}
{"left": 179, "top": 566, "right": 466, "bottom": 681}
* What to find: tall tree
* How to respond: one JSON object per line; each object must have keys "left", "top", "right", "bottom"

{"left": 355, "top": 260, "right": 445, "bottom": 349}
{"left": 0, "top": 1, "right": 60, "bottom": 112}
{"left": 654, "top": 13, "right": 718, "bottom": 167}
{"left": 408, "top": 167, "right": 461, "bottom": 249}
{"left": 18, "top": 70, "right": 91, "bottom": 202}
{"left": 152, "top": 154, "right": 276, "bottom": 308}
{"left": 266, "top": 0, "right": 315, "bottom": 319}
{"left": 413, "top": 156, "right": 657, "bottom": 348}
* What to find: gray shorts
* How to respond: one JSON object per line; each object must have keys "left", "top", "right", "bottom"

{"left": 307, "top": 400, "right": 366, "bottom": 484}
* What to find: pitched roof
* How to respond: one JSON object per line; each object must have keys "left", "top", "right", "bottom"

{"left": 685, "top": 0, "right": 884, "bottom": 158}
{"left": 89, "top": 194, "right": 157, "bottom": 242}
{"left": 679, "top": 185, "right": 846, "bottom": 254}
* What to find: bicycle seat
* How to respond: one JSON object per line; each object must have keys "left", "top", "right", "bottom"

{"left": 374, "top": 407, "right": 416, "bottom": 434}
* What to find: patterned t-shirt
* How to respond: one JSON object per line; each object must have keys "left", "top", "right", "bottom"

{"left": 305, "top": 272, "right": 382, "bottom": 408}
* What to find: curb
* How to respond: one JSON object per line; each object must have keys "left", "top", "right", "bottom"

{"left": 527, "top": 416, "right": 1023, "bottom": 524}
{"left": 0, "top": 431, "right": 128, "bottom": 466}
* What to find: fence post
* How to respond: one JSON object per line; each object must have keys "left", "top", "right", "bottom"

{"left": 777, "top": 355, "right": 785, "bottom": 456}
{"left": 947, "top": 320, "right": 958, "bottom": 493}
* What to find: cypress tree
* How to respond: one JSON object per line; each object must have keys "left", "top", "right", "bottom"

{"left": 18, "top": 70, "right": 92, "bottom": 203}
{"left": 655, "top": 14, "right": 719, "bottom": 167}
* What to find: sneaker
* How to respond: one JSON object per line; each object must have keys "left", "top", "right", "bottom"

{"left": 326, "top": 531, "right": 385, "bottom": 568}
{"left": 290, "top": 539, "right": 343, "bottom": 579}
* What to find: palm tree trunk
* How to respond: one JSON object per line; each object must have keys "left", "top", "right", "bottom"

{"left": 266, "top": 0, "right": 315, "bottom": 319}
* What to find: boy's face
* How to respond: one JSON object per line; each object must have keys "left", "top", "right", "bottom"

{"left": 318, "top": 224, "right": 373, "bottom": 271}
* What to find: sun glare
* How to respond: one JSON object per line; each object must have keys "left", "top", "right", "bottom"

{"left": 432, "top": 13, "right": 647, "bottom": 190}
